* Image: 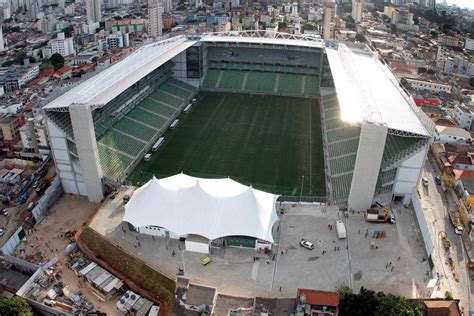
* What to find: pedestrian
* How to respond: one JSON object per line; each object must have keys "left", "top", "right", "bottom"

{"left": 279, "top": 286, "right": 282, "bottom": 292}
{"left": 285, "top": 248, "right": 288, "bottom": 254}
{"left": 328, "top": 224, "right": 331, "bottom": 229}
{"left": 386, "top": 263, "right": 389, "bottom": 269}
{"left": 281, "top": 251, "right": 283, "bottom": 255}
{"left": 391, "top": 266, "right": 394, "bottom": 272}
{"left": 172, "top": 250, "right": 175, "bottom": 256}
{"left": 334, "top": 246, "right": 337, "bottom": 251}
{"left": 397, "top": 256, "right": 401, "bottom": 261}
{"left": 337, "top": 246, "right": 340, "bottom": 251}
{"left": 358, "top": 229, "right": 361, "bottom": 234}
{"left": 389, "top": 261, "right": 392, "bottom": 266}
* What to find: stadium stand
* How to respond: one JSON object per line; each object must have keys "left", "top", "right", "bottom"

{"left": 277, "top": 74, "right": 302, "bottom": 95}
{"left": 244, "top": 72, "right": 277, "bottom": 92}
{"left": 320, "top": 94, "right": 361, "bottom": 203}
{"left": 93, "top": 77, "right": 197, "bottom": 178}
{"left": 202, "top": 70, "right": 220, "bottom": 89}
{"left": 217, "top": 71, "right": 246, "bottom": 90}
{"left": 382, "top": 135, "right": 426, "bottom": 168}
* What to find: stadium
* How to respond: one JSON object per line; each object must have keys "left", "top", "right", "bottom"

{"left": 43, "top": 31, "right": 434, "bottom": 211}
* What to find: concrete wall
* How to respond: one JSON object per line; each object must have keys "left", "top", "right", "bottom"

{"left": 411, "top": 192, "right": 434, "bottom": 257}
{"left": 46, "top": 118, "right": 86, "bottom": 195}
{"left": 171, "top": 48, "right": 201, "bottom": 87}
{"left": 69, "top": 104, "right": 103, "bottom": 202}
{"left": 393, "top": 146, "right": 428, "bottom": 202}
{"left": 348, "top": 123, "right": 388, "bottom": 210}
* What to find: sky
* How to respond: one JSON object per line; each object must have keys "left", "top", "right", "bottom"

{"left": 444, "top": 0, "right": 474, "bottom": 10}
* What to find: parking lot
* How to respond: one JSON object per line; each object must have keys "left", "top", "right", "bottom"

{"left": 90, "top": 192, "right": 431, "bottom": 298}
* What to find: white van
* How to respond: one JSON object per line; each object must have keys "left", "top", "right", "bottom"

{"left": 144, "top": 154, "right": 151, "bottom": 161}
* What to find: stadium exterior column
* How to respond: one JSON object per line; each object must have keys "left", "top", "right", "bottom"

{"left": 348, "top": 123, "right": 388, "bottom": 211}
{"left": 69, "top": 103, "right": 104, "bottom": 203}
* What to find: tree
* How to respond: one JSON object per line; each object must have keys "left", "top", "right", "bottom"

{"left": 417, "top": 67, "right": 427, "bottom": 74}
{"left": 50, "top": 53, "right": 65, "bottom": 67}
{"left": 445, "top": 291, "right": 453, "bottom": 300}
{"left": 375, "top": 294, "right": 420, "bottom": 316}
{"left": 61, "top": 26, "right": 73, "bottom": 37}
{"left": 355, "top": 33, "right": 366, "bottom": 42}
{"left": 0, "top": 297, "right": 33, "bottom": 316}
{"left": 469, "top": 77, "right": 474, "bottom": 87}
{"left": 390, "top": 24, "right": 398, "bottom": 34}
{"left": 278, "top": 22, "right": 287, "bottom": 29}
{"left": 401, "top": 77, "right": 409, "bottom": 88}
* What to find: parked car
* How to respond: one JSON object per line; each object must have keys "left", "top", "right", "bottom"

{"left": 0, "top": 229, "right": 4, "bottom": 237}
{"left": 110, "top": 190, "right": 117, "bottom": 199}
{"left": 389, "top": 214, "right": 396, "bottom": 224}
{"left": 435, "top": 176, "right": 442, "bottom": 185}
{"left": 300, "top": 239, "right": 314, "bottom": 250}
{"left": 200, "top": 257, "right": 211, "bottom": 266}
{"left": 454, "top": 226, "right": 464, "bottom": 235}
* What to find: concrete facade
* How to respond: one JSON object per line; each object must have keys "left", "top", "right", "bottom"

{"left": 69, "top": 104, "right": 104, "bottom": 202}
{"left": 348, "top": 123, "right": 388, "bottom": 210}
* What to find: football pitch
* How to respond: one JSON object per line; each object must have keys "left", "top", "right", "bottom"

{"left": 130, "top": 92, "right": 326, "bottom": 197}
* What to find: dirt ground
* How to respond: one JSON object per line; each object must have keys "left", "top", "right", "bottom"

{"left": 13, "top": 194, "right": 119, "bottom": 315}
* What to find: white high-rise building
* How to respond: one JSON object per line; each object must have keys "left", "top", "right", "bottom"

{"left": 0, "top": 27, "right": 4, "bottom": 52}
{"left": 352, "top": 0, "right": 363, "bottom": 23}
{"left": 323, "top": 0, "right": 336, "bottom": 40}
{"left": 49, "top": 32, "right": 75, "bottom": 57}
{"left": 162, "top": 0, "right": 171, "bottom": 13}
{"left": 147, "top": 0, "right": 163, "bottom": 38}
{"left": 291, "top": 2, "right": 298, "bottom": 16}
{"left": 86, "top": 0, "right": 102, "bottom": 23}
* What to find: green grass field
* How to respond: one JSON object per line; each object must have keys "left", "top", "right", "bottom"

{"left": 130, "top": 92, "right": 326, "bottom": 196}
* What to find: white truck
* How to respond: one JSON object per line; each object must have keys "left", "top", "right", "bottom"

{"left": 336, "top": 220, "right": 346, "bottom": 239}
{"left": 123, "top": 187, "right": 135, "bottom": 205}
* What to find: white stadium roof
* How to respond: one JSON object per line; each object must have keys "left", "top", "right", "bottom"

{"left": 123, "top": 174, "right": 279, "bottom": 242}
{"left": 201, "top": 31, "right": 325, "bottom": 49}
{"left": 326, "top": 44, "right": 430, "bottom": 137}
{"left": 44, "top": 36, "right": 196, "bottom": 109}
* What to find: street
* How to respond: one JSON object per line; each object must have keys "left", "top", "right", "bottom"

{"left": 420, "top": 159, "right": 472, "bottom": 313}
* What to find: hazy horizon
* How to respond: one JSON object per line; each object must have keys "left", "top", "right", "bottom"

{"left": 444, "top": 0, "right": 474, "bottom": 10}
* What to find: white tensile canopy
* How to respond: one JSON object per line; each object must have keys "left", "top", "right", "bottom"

{"left": 123, "top": 174, "right": 279, "bottom": 243}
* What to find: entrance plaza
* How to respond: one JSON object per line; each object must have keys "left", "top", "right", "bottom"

{"left": 88, "top": 190, "right": 431, "bottom": 298}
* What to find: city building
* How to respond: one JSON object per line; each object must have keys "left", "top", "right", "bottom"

{"left": 453, "top": 104, "right": 474, "bottom": 131}
{"left": 86, "top": 0, "right": 102, "bottom": 23}
{"left": 435, "top": 126, "right": 471, "bottom": 144}
{"left": 465, "top": 38, "right": 474, "bottom": 51}
{"left": 162, "top": 0, "right": 171, "bottom": 13}
{"left": 0, "top": 64, "right": 40, "bottom": 92}
{"left": 48, "top": 32, "right": 75, "bottom": 57}
{"left": 147, "top": 0, "right": 163, "bottom": 38}
{"left": 437, "top": 51, "right": 474, "bottom": 77}
{"left": 19, "top": 116, "right": 50, "bottom": 154}
{"left": 98, "top": 32, "right": 130, "bottom": 51}
{"left": 0, "top": 114, "right": 20, "bottom": 144}
{"left": 0, "top": 26, "right": 4, "bottom": 52}
{"left": 391, "top": 8, "right": 414, "bottom": 25}
{"left": 438, "top": 34, "right": 459, "bottom": 48}
{"left": 352, "top": 0, "right": 363, "bottom": 23}
{"left": 323, "top": 0, "right": 336, "bottom": 40}
{"left": 405, "top": 79, "right": 452, "bottom": 94}
{"left": 296, "top": 289, "right": 340, "bottom": 315}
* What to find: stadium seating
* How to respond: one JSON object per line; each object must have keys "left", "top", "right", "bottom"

{"left": 168, "top": 78, "right": 196, "bottom": 93}
{"left": 114, "top": 117, "right": 157, "bottom": 142}
{"left": 329, "top": 154, "right": 357, "bottom": 175}
{"left": 98, "top": 130, "right": 145, "bottom": 157}
{"left": 244, "top": 72, "right": 277, "bottom": 92}
{"left": 202, "top": 70, "right": 220, "bottom": 89}
{"left": 328, "top": 138, "right": 360, "bottom": 158}
{"left": 127, "top": 107, "right": 168, "bottom": 128}
{"left": 150, "top": 90, "right": 182, "bottom": 108}
{"left": 326, "top": 126, "right": 360, "bottom": 144}
{"left": 48, "top": 111, "right": 74, "bottom": 138}
{"left": 331, "top": 173, "right": 353, "bottom": 202}
{"left": 304, "top": 76, "right": 319, "bottom": 97}
{"left": 278, "top": 74, "right": 303, "bottom": 95}
{"left": 218, "top": 71, "right": 245, "bottom": 90}
{"left": 138, "top": 99, "right": 176, "bottom": 118}
{"left": 97, "top": 144, "right": 134, "bottom": 179}
{"left": 382, "top": 135, "right": 426, "bottom": 168}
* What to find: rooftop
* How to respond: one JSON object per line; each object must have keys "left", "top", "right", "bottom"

{"left": 43, "top": 36, "right": 195, "bottom": 110}
{"left": 296, "top": 288, "right": 340, "bottom": 307}
{"left": 325, "top": 43, "right": 430, "bottom": 136}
